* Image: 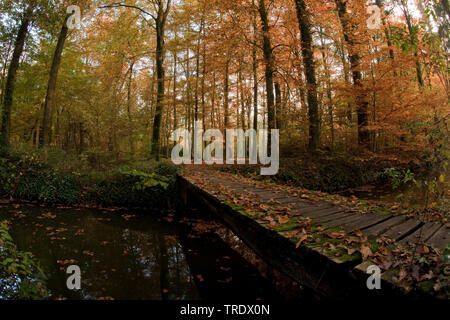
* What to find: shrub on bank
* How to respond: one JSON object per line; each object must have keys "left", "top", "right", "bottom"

{"left": 0, "top": 222, "right": 49, "bottom": 299}
{"left": 85, "top": 166, "right": 176, "bottom": 207}
{"left": 0, "top": 150, "right": 178, "bottom": 207}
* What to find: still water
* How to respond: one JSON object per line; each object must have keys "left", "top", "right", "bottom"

{"left": 0, "top": 204, "right": 307, "bottom": 300}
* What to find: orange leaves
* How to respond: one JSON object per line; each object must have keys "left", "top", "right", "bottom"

{"left": 353, "top": 229, "right": 363, "bottom": 237}
{"left": 38, "top": 212, "right": 57, "bottom": 219}
{"left": 196, "top": 274, "right": 205, "bottom": 282}
{"left": 326, "top": 231, "right": 346, "bottom": 239}
{"left": 359, "top": 245, "right": 373, "bottom": 261}
{"left": 57, "top": 259, "right": 77, "bottom": 265}
{"left": 277, "top": 215, "right": 289, "bottom": 224}
{"left": 295, "top": 230, "right": 309, "bottom": 249}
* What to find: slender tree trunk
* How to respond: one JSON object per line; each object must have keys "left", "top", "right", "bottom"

{"left": 252, "top": 0, "right": 259, "bottom": 130}
{"left": 1, "top": 5, "right": 34, "bottom": 147}
{"left": 186, "top": 47, "right": 192, "bottom": 132}
{"left": 275, "top": 81, "right": 282, "bottom": 129}
{"left": 401, "top": 0, "right": 424, "bottom": 88}
{"left": 127, "top": 62, "right": 135, "bottom": 154}
{"left": 375, "top": 0, "right": 396, "bottom": 71}
{"left": 239, "top": 68, "right": 246, "bottom": 130}
{"left": 320, "top": 33, "right": 334, "bottom": 150}
{"left": 338, "top": 39, "right": 353, "bottom": 122}
{"left": 211, "top": 71, "right": 216, "bottom": 128}
{"left": 201, "top": 42, "right": 206, "bottom": 130}
{"left": 258, "top": 0, "right": 276, "bottom": 131}
{"left": 0, "top": 41, "right": 13, "bottom": 107}
{"left": 41, "top": 16, "right": 69, "bottom": 147}
{"left": 224, "top": 59, "right": 230, "bottom": 130}
{"left": 172, "top": 51, "right": 177, "bottom": 134}
{"left": 335, "top": 0, "right": 370, "bottom": 146}
{"left": 152, "top": 2, "right": 171, "bottom": 160}
{"left": 294, "top": 0, "right": 320, "bottom": 152}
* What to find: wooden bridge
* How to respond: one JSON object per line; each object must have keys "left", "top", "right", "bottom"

{"left": 179, "top": 167, "right": 449, "bottom": 299}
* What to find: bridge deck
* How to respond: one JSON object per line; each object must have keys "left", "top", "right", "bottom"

{"left": 182, "top": 168, "right": 448, "bottom": 251}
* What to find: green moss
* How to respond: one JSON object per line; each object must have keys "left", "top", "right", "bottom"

{"left": 417, "top": 281, "right": 435, "bottom": 293}
{"left": 338, "top": 252, "right": 361, "bottom": 263}
{"left": 276, "top": 222, "right": 300, "bottom": 232}
{"left": 225, "top": 202, "right": 246, "bottom": 212}
{"left": 327, "top": 247, "right": 361, "bottom": 263}
{"left": 373, "top": 207, "right": 391, "bottom": 216}
{"left": 309, "top": 231, "right": 345, "bottom": 247}
{"left": 369, "top": 239, "right": 380, "bottom": 252}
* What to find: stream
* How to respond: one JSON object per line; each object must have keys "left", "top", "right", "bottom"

{"left": 0, "top": 203, "right": 310, "bottom": 300}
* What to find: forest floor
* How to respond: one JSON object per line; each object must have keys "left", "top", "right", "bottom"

{"left": 214, "top": 150, "right": 431, "bottom": 192}
{"left": 181, "top": 165, "right": 450, "bottom": 299}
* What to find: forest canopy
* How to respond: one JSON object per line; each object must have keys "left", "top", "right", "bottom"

{"left": 0, "top": 0, "right": 448, "bottom": 160}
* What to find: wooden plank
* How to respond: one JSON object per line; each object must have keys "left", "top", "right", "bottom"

{"left": 287, "top": 201, "right": 320, "bottom": 211}
{"left": 380, "top": 218, "right": 422, "bottom": 241}
{"left": 400, "top": 222, "right": 442, "bottom": 245}
{"left": 316, "top": 211, "right": 353, "bottom": 223}
{"left": 425, "top": 225, "right": 450, "bottom": 250}
{"left": 299, "top": 206, "right": 346, "bottom": 220}
{"left": 275, "top": 196, "right": 302, "bottom": 204}
{"left": 267, "top": 195, "right": 299, "bottom": 203}
{"left": 320, "top": 212, "right": 361, "bottom": 228}
{"left": 254, "top": 192, "right": 286, "bottom": 200}
{"left": 363, "top": 216, "right": 407, "bottom": 238}
{"left": 340, "top": 214, "right": 391, "bottom": 232}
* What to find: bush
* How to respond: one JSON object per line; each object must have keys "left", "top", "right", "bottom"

{"left": 0, "top": 153, "right": 81, "bottom": 205}
{"left": 85, "top": 166, "right": 176, "bottom": 208}
{"left": 0, "top": 151, "right": 179, "bottom": 208}
{"left": 0, "top": 221, "right": 49, "bottom": 299}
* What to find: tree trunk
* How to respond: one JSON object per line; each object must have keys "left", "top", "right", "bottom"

{"left": 294, "top": 0, "right": 320, "bottom": 152}
{"left": 172, "top": 50, "right": 177, "bottom": 134}
{"left": 335, "top": 0, "right": 370, "bottom": 146}
{"left": 375, "top": 0, "right": 395, "bottom": 71}
{"left": 41, "top": 16, "right": 69, "bottom": 147}
{"left": 320, "top": 33, "right": 334, "bottom": 150}
{"left": 224, "top": 59, "right": 230, "bottom": 130}
{"left": 194, "top": 15, "right": 205, "bottom": 123}
{"left": 275, "top": 81, "right": 282, "bottom": 129}
{"left": 239, "top": 68, "right": 246, "bottom": 130}
{"left": 401, "top": 0, "right": 424, "bottom": 88}
{"left": 127, "top": 62, "right": 135, "bottom": 154}
{"left": 258, "top": 0, "right": 276, "bottom": 131}
{"left": 0, "top": 5, "right": 34, "bottom": 147}
{"left": 152, "top": 2, "right": 171, "bottom": 160}
{"left": 201, "top": 41, "right": 206, "bottom": 130}
{"left": 252, "top": 0, "right": 259, "bottom": 130}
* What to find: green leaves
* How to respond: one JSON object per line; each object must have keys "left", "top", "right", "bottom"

{"left": 0, "top": 221, "right": 50, "bottom": 299}
{"left": 380, "top": 168, "right": 416, "bottom": 190}
{"left": 122, "top": 169, "right": 171, "bottom": 191}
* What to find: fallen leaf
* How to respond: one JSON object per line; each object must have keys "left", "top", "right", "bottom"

{"left": 277, "top": 216, "right": 289, "bottom": 224}
{"left": 196, "top": 274, "right": 205, "bottom": 282}
{"left": 359, "top": 245, "right": 373, "bottom": 261}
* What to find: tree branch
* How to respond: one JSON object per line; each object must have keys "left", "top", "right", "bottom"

{"left": 99, "top": 3, "right": 157, "bottom": 21}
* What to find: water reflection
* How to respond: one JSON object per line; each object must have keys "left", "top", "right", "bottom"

{"left": 0, "top": 204, "right": 305, "bottom": 300}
